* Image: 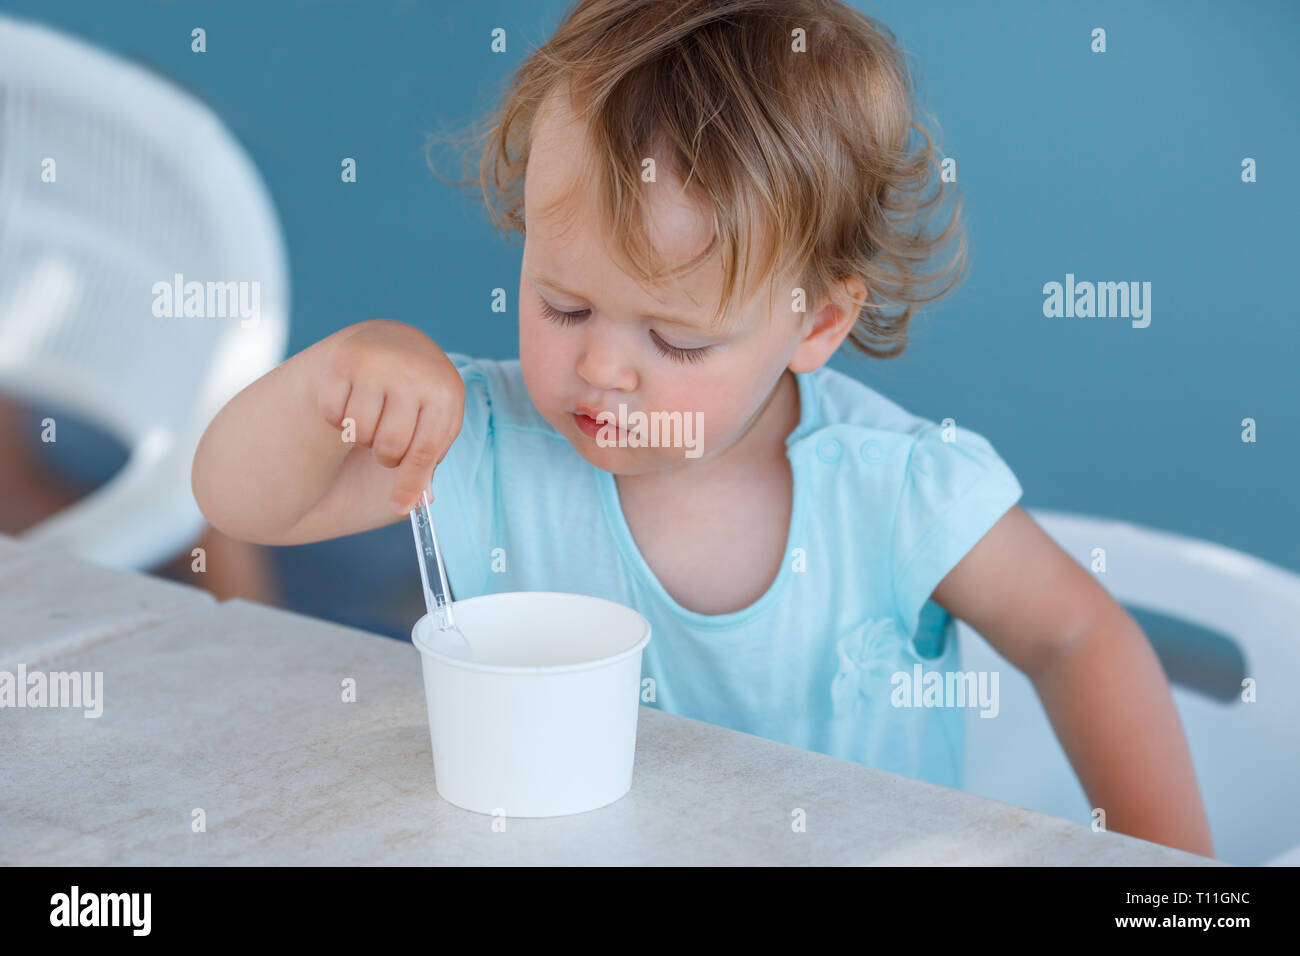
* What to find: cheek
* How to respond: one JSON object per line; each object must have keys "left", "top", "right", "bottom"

{"left": 659, "top": 375, "right": 737, "bottom": 430}
{"left": 519, "top": 310, "right": 581, "bottom": 426}
{"left": 519, "top": 307, "right": 555, "bottom": 400}
{"left": 520, "top": 307, "right": 555, "bottom": 366}
{"left": 690, "top": 359, "right": 770, "bottom": 433}
{"left": 521, "top": 304, "right": 568, "bottom": 357}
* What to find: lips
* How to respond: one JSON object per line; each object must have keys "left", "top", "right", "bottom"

{"left": 571, "top": 407, "right": 628, "bottom": 441}
{"left": 574, "top": 405, "right": 615, "bottom": 422}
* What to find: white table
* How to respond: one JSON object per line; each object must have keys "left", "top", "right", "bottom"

{"left": 0, "top": 533, "right": 1223, "bottom": 865}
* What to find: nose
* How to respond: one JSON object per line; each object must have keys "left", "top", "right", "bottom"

{"left": 575, "top": 323, "right": 637, "bottom": 393}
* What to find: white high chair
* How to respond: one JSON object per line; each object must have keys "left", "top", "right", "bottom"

{"left": 960, "top": 507, "right": 1300, "bottom": 866}
{"left": 0, "top": 14, "right": 289, "bottom": 570}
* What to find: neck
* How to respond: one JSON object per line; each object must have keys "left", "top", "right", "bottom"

{"left": 734, "top": 366, "right": 801, "bottom": 465}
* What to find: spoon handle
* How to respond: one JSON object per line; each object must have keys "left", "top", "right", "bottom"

{"left": 410, "top": 486, "right": 456, "bottom": 630}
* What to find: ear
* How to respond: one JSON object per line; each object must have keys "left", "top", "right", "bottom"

{"left": 789, "top": 276, "right": 868, "bottom": 373}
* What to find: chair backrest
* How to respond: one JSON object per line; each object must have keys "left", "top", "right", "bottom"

{"left": 0, "top": 14, "right": 288, "bottom": 567}
{"left": 960, "top": 507, "right": 1300, "bottom": 865}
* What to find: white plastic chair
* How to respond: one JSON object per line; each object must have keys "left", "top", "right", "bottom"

{"left": 0, "top": 14, "right": 289, "bottom": 570}
{"left": 960, "top": 507, "right": 1300, "bottom": 866}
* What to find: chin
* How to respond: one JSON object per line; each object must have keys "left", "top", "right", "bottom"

{"left": 571, "top": 440, "right": 635, "bottom": 470}
{"left": 567, "top": 439, "right": 668, "bottom": 476}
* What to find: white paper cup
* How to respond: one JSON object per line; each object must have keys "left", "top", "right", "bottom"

{"left": 411, "top": 591, "right": 652, "bottom": 817}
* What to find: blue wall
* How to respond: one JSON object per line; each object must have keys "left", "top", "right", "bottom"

{"left": 10, "top": 0, "right": 1299, "bottom": 637}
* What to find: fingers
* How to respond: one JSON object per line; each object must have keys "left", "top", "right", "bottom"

{"left": 315, "top": 322, "right": 464, "bottom": 516}
{"left": 317, "top": 371, "right": 353, "bottom": 430}
{"left": 389, "top": 401, "right": 448, "bottom": 514}
{"left": 340, "top": 384, "right": 385, "bottom": 448}
{"left": 371, "top": 390, "right": 419, "bottom": 469}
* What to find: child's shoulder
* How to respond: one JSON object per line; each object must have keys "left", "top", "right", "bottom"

{"left": 444, "top": 351, "right": 554, "bottom": 435}
{"left": 802, "top": 365, "right": 1024, "bottom": 640}
{"left": 801, "top": 363, "right": 935, "bottom": 439}
{"left": 798, "top": 363, "right": 1020, "bottom": 494}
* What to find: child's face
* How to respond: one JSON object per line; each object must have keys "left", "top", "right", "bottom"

{"left": 518, "top": 92, "right": 815, "bottom": 478}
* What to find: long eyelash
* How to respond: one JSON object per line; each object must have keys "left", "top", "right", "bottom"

{"left": 538, "top": 299, "right": 589, "bottom": 326}
{"left": 540, "top": 295, "right": 710, "bottom": 364}
{"left": 651, "top": 331, "right": 712, "bottom": 365}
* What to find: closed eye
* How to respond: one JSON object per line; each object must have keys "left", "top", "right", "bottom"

{"left": 649, "top": 329, "right": 711, "bottom": 365}
{"left": 537, "top": 298, "right": 589, "bottom": 325}
{"left": 537, "top": 292, "right": 713, "bottom": 364}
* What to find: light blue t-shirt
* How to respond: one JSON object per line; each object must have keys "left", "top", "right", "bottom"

{"left": 430, "top": 353, "right": 1023, "bottom": 790}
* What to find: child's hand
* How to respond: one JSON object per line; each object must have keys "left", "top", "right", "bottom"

{"left": 316, "top": 319, "right": 466, "bottom": 515}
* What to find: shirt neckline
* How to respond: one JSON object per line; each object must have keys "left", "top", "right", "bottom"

{"left": 595, "top": 368, "right": 819, "bottom": 631}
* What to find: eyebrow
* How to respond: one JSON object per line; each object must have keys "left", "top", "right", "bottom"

{"left": 527, "top": 270, "right": 710, "bottom": 332}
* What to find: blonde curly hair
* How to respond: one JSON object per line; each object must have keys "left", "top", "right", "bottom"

{"left": 427, "top": 0, "right": 967, "bottom": 359}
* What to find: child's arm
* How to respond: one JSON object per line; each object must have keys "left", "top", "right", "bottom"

{"left": 930, "top": 506, "right": 1215, "bottom": 858}
{"left": 191, "top": 318, "right": 466, "bottom": 546}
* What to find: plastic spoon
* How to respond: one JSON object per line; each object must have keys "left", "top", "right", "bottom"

{"left": 409, "top": 487, "right": 475, "bottom": 661}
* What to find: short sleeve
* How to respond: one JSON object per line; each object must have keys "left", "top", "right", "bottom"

{"left": 891, "top": 422, "right": 1022, "bottom": 637}
{"left": 428, "top": 352, "right": 495, "bottom": 601}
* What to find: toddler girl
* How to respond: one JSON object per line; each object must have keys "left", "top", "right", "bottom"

{"left": 193, "top": 0, "right": 1212, "bottom": 856}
